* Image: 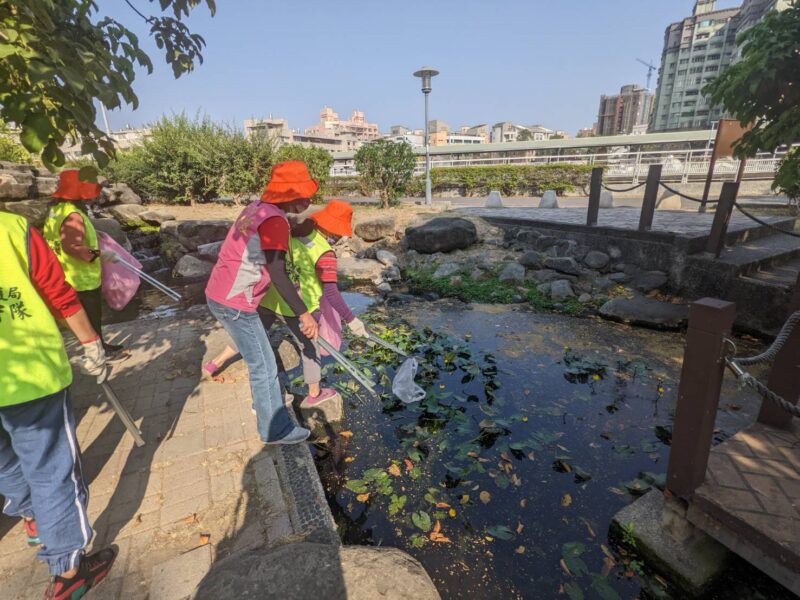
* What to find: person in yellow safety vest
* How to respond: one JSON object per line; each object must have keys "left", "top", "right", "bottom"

{"left": 43, "top": 170, "right": 122, "bottom": 355}
{"left": 0, "top": 210, "right": 117, "bottom": 600}
{"left": 259, "top": 199, "right": 369, "bottom": 404}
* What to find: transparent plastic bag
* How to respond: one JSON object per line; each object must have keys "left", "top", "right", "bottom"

{"left": 392, "top": 357, "right": 426, "bottom": 403}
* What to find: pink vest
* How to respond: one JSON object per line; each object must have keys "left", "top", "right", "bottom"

{"left": 205, "top": 201, "right": 287, "bottom": 312}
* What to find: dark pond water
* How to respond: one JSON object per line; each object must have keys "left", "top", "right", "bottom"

{"left": 308, "top": 302, "right": 791, "bottom": 600}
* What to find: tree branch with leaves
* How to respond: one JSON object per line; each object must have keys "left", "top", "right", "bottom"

{"left": 0, "top": 0, "right": 215, "bottom": 175}
{"left": 354, "top": 139, "right": 417, "bottom": 209}
{"left": 704, "top": 0, "right": 800, "bottom": 199}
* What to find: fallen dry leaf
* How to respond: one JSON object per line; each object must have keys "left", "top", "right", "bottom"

{"left": 608, "top": 487, "right": 626, "bottom": 496}
{"left": 511, "top": 474, "right": 522, "bottom": 487}
{"left": 435, "top": 502, "right": 450, "bottom": 509}
{"left": 183, "top": 513, "right": 198, "bottom": 525}
{"left": 387, "top": 464, "right": 401, "bottom": 477}
{"left": 520, "top": 499, "right": 527, "bottom": 508}
{"left": 516, "top": 522, "right": 524, "bottom": 534}
{"left": 199, "top": 533, "right": 211, "bottom": 546}
{"left": 515, "top": 545, "right": 526, "bottom": 554}
{"left": 521, "top": 415, "right": 529, "bottom": 422}
{"left": 448, "top": 508, "right": 457, "bottom": 518}
{"left": 580, "top": 517, "right": 596, "bottom": 538}
{"left": 339, "top": 431, "right": 353, "bottom": 438}
{"left": 561, "top": 493, "right": 572, "bottom": 507}
{"left": 432, "top": 520, "right": 441, "bottom": 535}
{"left": 430, "top": 533, "right": 452, "bottom": 543}
{"left": 344, "top": 457, "right": 355, "bottom": 463}
{"left": 601, "top": 556, "right": 616, "bottom": 577}
{"left": 356, "top": 493, "right": 370, "bottom": 503}
{"left": 560, "top": 558, "right": 572, "bottom": 577}
{"left": 404, "top": 459, "right": 414, "bottom": 472}
{"left": 467, "top": 451, "right": 479, "bottom": 458}
{"left": 500, "top": 452, "right": 512, "bottom": 463}
{"left": 460, "top": 494, "right": 470, "bottom": 505}
{"left": 600, "top": 544, "right": 615, "bottom": 560}
{"left": 479, "top": 491, "right": 491, "bottom": 504}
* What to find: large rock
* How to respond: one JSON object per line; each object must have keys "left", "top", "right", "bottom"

{"left": 161, "top": 220, "right": 231, "bottom": 251}
{"left": 544, "top": 256, "right": 581, "bottom": 276}
{"left": 0, "top": 169, "right": 34, "bottom": 199}
{"left": 433, "top": 263, "right": 460, "bottom": 279}
{"left": 337, "top": 256, "right": 384, "bottom": 282}
{"left": 102, "top": 182, "right": 141, "bottom": 205}
{"left": 173, "top": 254, "right": 213, "bottom": 280}
{"left": 193, "top": 542, "right": 440, "bottom": 600}
{"left": 599, "top": 296, "right": 689, "bottom": 330}
{"left": 583, "top": 250, "right": 610, "bottom": 271}
{"left": 633, "top": 270, "right": 669, "bottom": 293}
{"left": 405, "top": 218, "right": 478, "bottom": 254}
{"left": 376, "top": 250, "right": 399, "bottom": 267}
{"left": 518, "top": 251, "right": 544, "bottom": 269}
{"left": 107, "top": 203, "right": 147, "bottom": 227}
{"left": 383, "top": 265, "right": 401, "bottom": 282}
{"left": 92, "top": 218, "right": 132, "bottom": 252}
{"left": 530, "top": 268, "right": 566, "bottom": 283}
{"left": 2, "top": 199, "right": 50, "bottom": 228}
{"left": 196, "top": 241, "right": 223, "bottom": 262}
{"left": 550, "top": 279, "right": 576, "bottom": 301}
{"left": 34, "top": 176, "right": 58, "bottom": 197}
{"left": 140, "top": 209, "right": 176, "bottom": 225}
{"left": 539, "top": 190, "right": 559, "bottom": 208}
{"left": 354, "top": 216, "right": 396, "bottom": 242}
{"left": 498, "top": 262, "right": 525, "bottom": 282}
{"left": 516, "top": 230, "right": 541, "bottom": 245}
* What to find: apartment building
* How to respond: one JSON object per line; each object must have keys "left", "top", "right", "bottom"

{"left": 596, "top": 85, "right": 655, "bottom": 136}
{"left": 650, "top": 0, "right": 788, "bottom": 132}
{"left": 305, "top": 107, "right": 380, "bottom": 143}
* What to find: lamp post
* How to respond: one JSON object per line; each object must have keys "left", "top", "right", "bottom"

{"left": 413, "top": 66, "right": 439, "bottom": 206}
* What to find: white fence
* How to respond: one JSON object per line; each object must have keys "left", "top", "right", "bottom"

{"left": 331, "top": 148, "right": 789, "bottom": 184}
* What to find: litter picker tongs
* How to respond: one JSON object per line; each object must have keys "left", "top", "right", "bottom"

{"left": 100, "top": 379, "right": 145, "bottom": 447}
{"left": 367, "top": 332, "right": 408, "bottom": 357}
{"left": 115, "top": 256, "right": 182, "bottom": 303}
{"left": 317, "top": 336, "right": 379, "bottom": 399}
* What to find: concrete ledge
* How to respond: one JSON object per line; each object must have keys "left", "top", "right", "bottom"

{"left": 610, "top": 491, "right": 729, "bottom": 596}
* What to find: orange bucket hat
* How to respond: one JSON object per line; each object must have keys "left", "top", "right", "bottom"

{"left": 261, "top": 160, "right": 319, "bottom": 204}
{"left": 309, "top": 199, "right": 353, "bottom": 237}
{"left": 52, "top": 169, "right": 102, "bottom": 201}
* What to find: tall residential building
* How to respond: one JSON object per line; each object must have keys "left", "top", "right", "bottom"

{"left": 650, "top": 0, "right": 788, "bottom": 132}
{"left": 596, "top": 85, "right": 655, "bottom": 136}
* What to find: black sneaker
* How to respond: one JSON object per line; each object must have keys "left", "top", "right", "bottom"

{"left": 43, "top": 546, "right": 117, "bottom": 600}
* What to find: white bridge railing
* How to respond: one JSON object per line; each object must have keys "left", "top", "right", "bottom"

{"left": 331, "top": 148, "right": 788, "bottom": 183}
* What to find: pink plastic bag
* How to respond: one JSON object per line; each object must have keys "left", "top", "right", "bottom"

{"left": 317, "top": 294, "right": 343, "bottom": 357}
{"left": 98, "top": 231, "right": 142, "bottom": 311}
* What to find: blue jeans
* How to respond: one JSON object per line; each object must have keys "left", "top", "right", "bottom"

{"left": 207, "top": 298, "right": 293, "bottom": 442}
{"left": 0, "top": 388, "right": 92, "bottom": 575}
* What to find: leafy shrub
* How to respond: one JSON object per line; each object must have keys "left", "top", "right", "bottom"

{"left": 426, "top": 164, "right": 594, "bottom": 197}
{"left": 0, "top": 126, "right": 32, "bottom": 163}
{"left": 354, "top": 139, "right": 417, "bottom": 208}
{"left": 274, "top": 144, "right": 332, "bottom": 202}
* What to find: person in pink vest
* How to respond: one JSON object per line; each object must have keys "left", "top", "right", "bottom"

{"left": 205, "top": 161, "right": 319, "bottom": 445}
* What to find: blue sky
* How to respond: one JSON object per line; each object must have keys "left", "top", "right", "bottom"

{"left": 100, "top": 0, "right": 741, "bottom": 136}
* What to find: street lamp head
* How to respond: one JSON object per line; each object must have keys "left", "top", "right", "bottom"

{"left": 413, "top": 66, "right": 439, "bottom": 93}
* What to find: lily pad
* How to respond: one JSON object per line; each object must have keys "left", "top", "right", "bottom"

{"left": 411, "top": 511, "right": 432, "bottom": 533}
{"left": 486, "top": 525, "right": 515, "bottom": 540}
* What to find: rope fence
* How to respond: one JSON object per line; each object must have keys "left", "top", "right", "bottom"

{"left": 725, "top": 310, "right": 800, "bottom": 418}
{"left": 733, "top": 203, "right": 800, "bottom": 239}
{"left": 600, "top": 181, "right": 646, "bottom": 193}
{"left": 658, "top": 182, "right": 716, "bottom": 204}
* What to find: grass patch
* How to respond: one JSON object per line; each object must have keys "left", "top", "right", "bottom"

{"left": 405, "top": 266, "right": 605, "bottom": 316}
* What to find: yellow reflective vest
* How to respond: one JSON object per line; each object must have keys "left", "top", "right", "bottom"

{"left": 0, "top": 211, "right": 72, "bottom": 406}
{"left": 43, "top": 201, "right": 101, "bottom": 291}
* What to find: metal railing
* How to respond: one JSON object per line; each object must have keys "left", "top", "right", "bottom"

{"left": 331, "top": 148, "right": 790, "bottom": 183}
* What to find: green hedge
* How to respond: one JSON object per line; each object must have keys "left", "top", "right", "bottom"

{"left": 425, "top": 164, "right": 594, "bottom": 197}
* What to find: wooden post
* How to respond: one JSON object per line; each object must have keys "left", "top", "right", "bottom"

{"left": 705, "top": 181, "right": 739, "bottom": 258}
{"left": 757, "top": 273, "right": 800, "bottom": 428}
{"left": 666, "top": 298, "right": 737, "bottom": 501}
{"left": 699, "top": 154, "right": 717, "bottom": 214}
{"left": 587, "top": 167, "right": 603, "bottom": 227}
{"left": 638, "top": 164, "right": 662, "bottom": 232}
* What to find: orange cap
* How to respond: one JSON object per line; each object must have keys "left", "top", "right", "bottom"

{"left": 52, "top": 169, "right": 102, "bottom": 201}
{"left": 309, "top": 199, "right": 353, "bottom": 237}
{"left": 261, "top": 161, "right": 319, "bottom": 203}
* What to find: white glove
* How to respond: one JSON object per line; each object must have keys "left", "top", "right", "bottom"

{"left": 347, "top": 317, "right": 369, "bottom": 338}
{"left": 100, "top": 250, "right": 118, "bottom": 263}
{"left": 80, "top": 339, "right": 108, "bottom": 383}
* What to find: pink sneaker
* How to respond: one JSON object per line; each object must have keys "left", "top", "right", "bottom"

{"left": 304, "top": 388, "right": 338, "bottom": 406}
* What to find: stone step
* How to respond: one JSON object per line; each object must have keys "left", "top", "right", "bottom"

{"left": 689, "top": 230, "right": 800, "bottom": 279}
{"left": 722, "top": 216, "right": 798, "bottom": 248}
{"left": 741, "top": 254, "right": 800, "bottom": 289}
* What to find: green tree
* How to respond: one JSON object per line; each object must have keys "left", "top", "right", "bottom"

{"left": 704, "top": 1, "right": 800, "bottom": 200}
{"left": 0, "top": 1, "right": 215, "bottom": 173}
{"left": 218, "top": 131, "right": 276, "bottom": 204}
{"left": 516, "top": 129, "right": 534, "bottom": 142}
{"left": 0, "top": 125, "right": 32, "bottom": 163}
{"left": 354, "top": 139, "right": 417, "bottom": 208}
{"left": 274, "top": 144, "right": 333, "bottom": 201}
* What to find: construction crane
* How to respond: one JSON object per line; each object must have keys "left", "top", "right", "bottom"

{"left": 636, "top": 58, "right": 657, "bottom": 91}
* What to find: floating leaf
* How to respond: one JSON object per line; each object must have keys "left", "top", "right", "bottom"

{"left": 356, "top": 493, "right": 370, "bottom": 503}
{"left": 623, "top": 478, "right": 652, "bottom": 495}
{"left": 459, "top": 494, "right": 470, "bottom": 505}
{"left": 411, "top": 511, "right": 432, "bottom": 533}
{"left": 516, "top": 522, "right": 524, "bottom": 534}
{"left": 561, "top": 493, "right": 573, "bottom": 507}
{"left": 564, "top": 581, "right": 585, "bottom": 600}
{"left": 339, "top": 431, "right": 353, "bottom": 438}
{"left": 387, "top": 464, "right": 401, "bottom": 477}
{"left": 562, "top": 542, "right": 586, "bottom": 558}
{"left": 479, "top": 491, "right": 491, "bottom": 504}
{"left": 388, "top": 494, "right": 407, "bottom": 516}
{"left": 409, "top": 533, "right": 426, "bottom": 548}
{"left": 403, "top": 458, "right": 414, "bottom": 471}
{"left": 345, "top": 479, "right": 368, "bottom": 494}
{"left": 435, "top": 502, "right": 450, "bottom": 509}
{"left": 591, "top": 574, "right": 623, "bottom": 600}
{"left": 344, "top": 457, "right": 355, "bottom": 463}
{"left": 448, "top": 508, "right": 457, "bottom": 518}
{"left": 486, "top": 525, "right": 514, "bottom": 540}
{"left": 515, "top": 545, "right": 526, "bottom": 554}
{"left": 573, "top": 466, "right": 592, "bottom": 482}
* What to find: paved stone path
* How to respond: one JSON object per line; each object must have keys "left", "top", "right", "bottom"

{"left": 459, "top": 207, "right": 793, "bottom": 238}
{"left": 0, "top": 308, "right": 335, "bottom": 600}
